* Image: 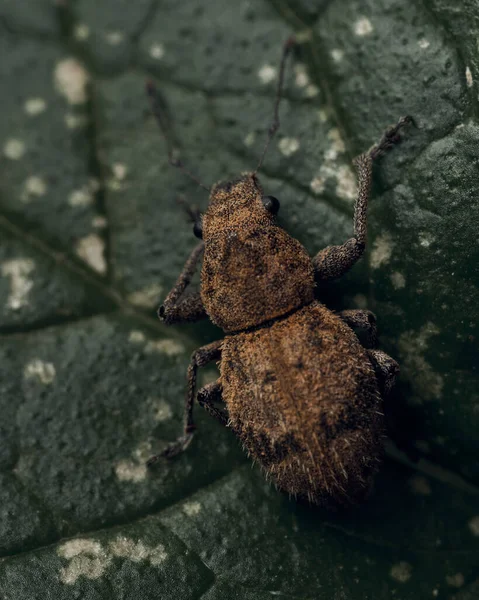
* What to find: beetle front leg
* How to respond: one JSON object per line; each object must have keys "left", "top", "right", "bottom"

{"left": 368, "top": 349, "right": 399, "bottom": 396}
{"left": 147, "top": 339, "right": 222, "bottom": 465}
{"left": 313, "top": 116, "right": 412, "bottom": 281}
{"left": 159, "top": 242, "right": 208, "bottom": 325}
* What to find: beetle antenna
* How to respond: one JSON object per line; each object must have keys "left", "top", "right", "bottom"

{"left": 255, "top": 36, "right": 296, "bottom": 174}
{"left": 146, "top": 80, "right": 210, "bottom": 193}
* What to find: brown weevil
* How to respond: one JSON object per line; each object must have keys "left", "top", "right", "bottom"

{"left": 146, "top": 37, "right": 412, "bottom": 508}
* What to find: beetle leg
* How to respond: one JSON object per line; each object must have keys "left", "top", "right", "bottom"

{"left": 147, "top": 339, "right": 222, "bottom": 465}
{"left": 158, "top": 242, "right": 208, "bottom": 325}
{"left": 313, "top": 116, "right": 412, "bottom": 281}
{"left": 197, "top": 380, "right": 228, "bottom": 426}
{"left": 368, "top": 349, "right": 399, "bottom": 396}
{"left": 339, "top": 309, "right": 377, "bottom": 348}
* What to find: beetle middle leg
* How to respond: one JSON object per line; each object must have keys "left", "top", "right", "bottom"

{"left": 339, "top": 309, "right": 377, "bottom": 348}
{"left": 313, "top": 116, "right": 412, "bottom": 282}
{"left": 368, "top": 349, "right": 399, "bottom": 396}
{"left": 158, "top": 242, "right": 208, "bottom": 325}
{"left": 147, "top": 339, "right": 222, "bottom": 465}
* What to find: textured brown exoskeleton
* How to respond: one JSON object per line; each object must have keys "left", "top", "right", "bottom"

{"left": 146, "top": 38, "right": 412, "bottom": 508}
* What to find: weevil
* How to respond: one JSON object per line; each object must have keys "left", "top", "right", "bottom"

{"left": 146, "top": 37, "right": 412, "bottom": 508}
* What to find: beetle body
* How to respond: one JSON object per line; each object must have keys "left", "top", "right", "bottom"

{"left": 204, "top": 175, "right": 383, "bottom": 506}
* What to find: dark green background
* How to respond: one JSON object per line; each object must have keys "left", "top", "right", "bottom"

{"left": 0, "top": 0, "right": 478, "bottom": 598}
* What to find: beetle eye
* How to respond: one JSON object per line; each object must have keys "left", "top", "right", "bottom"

{"left": 193, "top": 220, "right": 203, "bottom": 239}
{"left": 262, "top": 195, "right": 280, "bottom": 215}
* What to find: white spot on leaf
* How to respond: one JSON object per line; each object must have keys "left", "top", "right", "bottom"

{"left": 331, "top": 49, "right": 344, "bottom": 62}
{"left": 468, "top": 516, "right": 479, "bottom": 536}
{"left": 68, "top": 186, "right": 94, "bottom": 207}
{"left": 150, "top": 43, "right": 165, "bottom": 60}
{"left": 92, "top": 215, "right": 108, "bottom": 229}
{"left": 354, "top": 17, "right": 373, "bottom": 36}
{"left": 370, "top": 233, "right": 394, "bottom": 269}
{"left": 24, "top": 98, "right": 47, "bottom": 116}
{"left": 54, "top": 58, "right": 90, "bottom": 105}
{"left": 58, "top": 539, "right": 112, "bottom": 584}
{"left": 129, "top": 330, "right": 146, "bottom": 344}
{"left": 446, "top": 573, "right": 465, "bottom": 588}
{"left": 3, "top": 139, "right": 25, "bottom": 160}
{"left": 2, "top": 258, "right": 35, "bottom": 310}
{"left": 74, "top": 24, "right": 90, "bottom": 41}
{"left": 390, "top": 561, "right": 412, "bottom": 583}
{"left": 335, "top": 165, "right": 357, "bottom": 201}
{"left": 398, "top": 323, "right": 443, "bottom": 401}
{"left": 278, "top": 137, "right": 300, "bottom": 157}
{"left": 390, "top": 271, "right": 406, "bottom": 289}
{"left": 105, "top": 31, "right": 125, "bottom": 45}
{"left": 76, "top": 234, "right": 107, "bottom": 274}
{"left": 409, "top": 475, "right": 431, "bottom": 495}
{"left": 115, "top": 459, "right": 147, "bottom": 483}
{"left": 418, "top": 38, "right": 430, "bottom": 49}
{"left": 144, "top": 338, "right": 185, "bottom": 357}
{"left": 243, "top": 132, "right": 256, "bottom": 147}
{"left": 64, "top": 113, "right": 88, "bottom": 129}
{"left": 152, "top": 397, "right": 173, "bottom": 422}
{"left": 183, "top": 501, "right": 202, "bottom": 517}
{"left": 294, "top": 64, "right": 309, "bottom": 88}
{"left": 24, "top": 359, "right": 56, "bottom": 384}
{"left": 127, "top": 283, "right": 163, "bottom": 309}
{"left": 258, "top": 64, "right": 277, "bottom": 85}
{"left": 22, "top": 176, "right": 47, "bottom": 202}
{"left": 109, "top": 536, "right": 167, "bottom": 565}
{"left": 466, "top": 66, "right": 473, "bottom": 88}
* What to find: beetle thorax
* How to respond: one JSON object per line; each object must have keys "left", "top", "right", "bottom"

{"left": 200, "top": 174, "right": 315, "bottom": 332}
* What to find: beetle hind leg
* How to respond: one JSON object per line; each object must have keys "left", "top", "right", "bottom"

{"left": 197, "top": 380, "right": 229, "bottom": 426}
{"left": 339, "top": 309, "right": 377, "bottom": 348}
{"left": 368, "top": 349, "right": 399, "bottom": 396}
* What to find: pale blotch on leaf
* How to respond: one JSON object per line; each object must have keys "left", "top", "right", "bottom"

{"left": 183, "top": 501, "right": 202, "bottom": 517}
{"left": 144, "top": 338, "right": 185, "bottom": 357}
{"left": 468, "top": 516, "right": 479, "bottom": 536}
{"left": 465, "top": 66, "right": 473, "bottom": 88}
{"left": 58, "top": 538, "right": 111, "bottom": 584}
{"left": 24, "top": 97, "right": 47, "bottom": 116}
{"left": 353, "top": 294, "right": 368, "bottom": 309}
{"left": 3, "top": 138, "right": 26, "bottom": 160}
{"left": 105, "top": 31, "right": 125, "bottom": 45}
{"left": 109, "top": 536, "right": 167, "bottom": 565}
{"left": 21, "top": 176, "right": 48, "bottom": 202}
{"left": 294, "top": 64, "right": 309, "bottom": 88}
{"left": 390, "top": 561, "right": 413, "bottom": 583}
{"left": 129, "top": 330, "right": 146, "bottom": 344}
{"left": 390, "top": 271, "right": 406, "bottom": 289}
{"left": 115, "top": 459, "right": 147, "bottom": 483}
{"left": 418, "top": 38, "right": 430, "bottom": 49}
{"left": 243, "top": 131, "right": 256, "bottom": 147}
{"left": 92, "top": 215, "right": 108, "bottom": 229}
{"left": 74, "top": 24, "right": 90, "bottom": 41}
{"left": 24, "top": 359, "right": 56, "bottom": 384}
{"left": 446, "top": 573, "right": 465, "bottom": 588}
{"left": 127, "top": 282, "right": 163, "bottom": 309}
{"left": 408, "top": 475, "right": 431, "bottom": 496}
{"left": 68, "top": 186, "right": 94, "bottom": 207}
{"left": 65, "top": 113, "right": 89, "bottom": 129}
{"left": 54, "top": 58, "right": 90, "bottom": 105}
{"left": 370, "top": 233, "right": 394, "bottom": 269}
{"left": 2, "top": 258, "right": 35, "bottom": 310}
{"left": 150, "top": 43, "right": 165, "bottom": 60}
{"left": 76, "top": 234, "right": 107, "bottom": 274}
{"left": 278, "top": 137, "right": 300, "bottom": 157}
{"left": 398, "top": 322, "right": 444, "bottom": 401}
{"left": 335, "top": 165, "right": 357, "bottom": 201}
{"left": 331, "top": 49, "right": 344, "bottom": 62}
{"left": 354, "top": 17, "right": 373, "bottom": 37}
{"left": 419, "top": 232, "right": 435, "bottom": 248}
{"left": 304, "top": 84, "right": 319, "bottom": 98}
{"left": 152, "top": 397, "right": 173, "bottom": 422}
{"left": 258, "top": 64, "right": 277, "bottom": 85}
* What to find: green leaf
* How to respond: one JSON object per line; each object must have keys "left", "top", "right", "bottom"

{"left": 0, "top": 0, "right": 478, "bottom": 598}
